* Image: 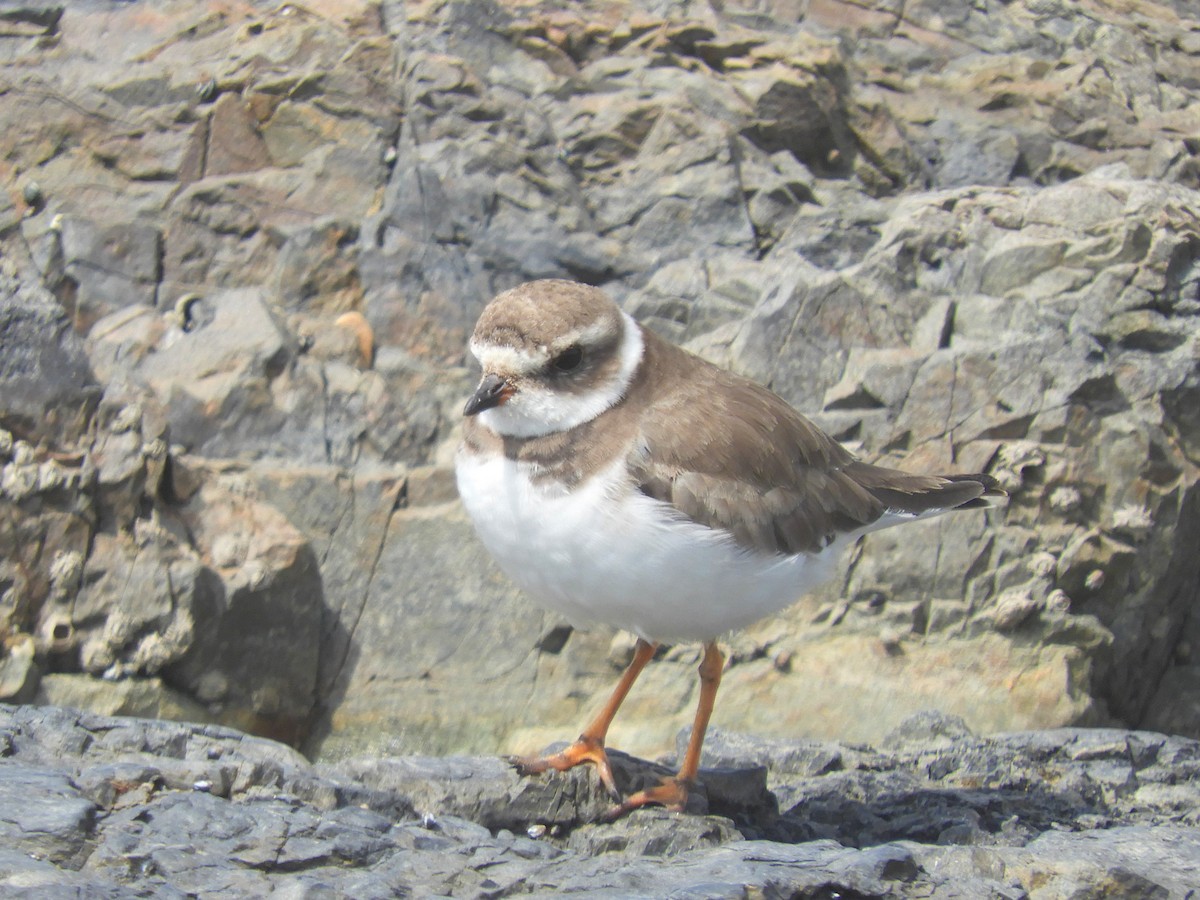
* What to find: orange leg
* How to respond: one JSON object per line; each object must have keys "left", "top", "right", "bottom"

{"left": 608, "top": 641, "right": 724, "bottom": 816}
{"left": 511, "top": 637, "right": 658, "bottom": 799}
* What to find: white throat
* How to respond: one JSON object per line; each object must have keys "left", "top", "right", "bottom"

{"left": 477, "top": 312, "right": 644, "bottom": 438}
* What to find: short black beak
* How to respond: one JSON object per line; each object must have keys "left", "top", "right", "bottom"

{"left": 464, "top": 373, "right": 509, "bottom": 416}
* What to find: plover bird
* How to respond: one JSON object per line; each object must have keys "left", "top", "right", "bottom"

{"left": 456, "top": 279, "right": 1002, "bottom": 815}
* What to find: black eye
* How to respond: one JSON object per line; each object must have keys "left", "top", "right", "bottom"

{"left": 551, "top": 345, "right": 583, "bottom": 372}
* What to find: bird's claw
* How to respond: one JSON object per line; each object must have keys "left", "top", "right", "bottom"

{"left": 603, "top": 775, "right": 691, "bottom": 820}
{"left": 508, "top": 736, "right": 622, "bottom": 802}
{"left": 510, "top": 740, "right": 700, "bottom": 817}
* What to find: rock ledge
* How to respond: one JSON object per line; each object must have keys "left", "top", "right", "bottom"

{"left": 2, "top": 705, "right": 1197, "bottom": 897}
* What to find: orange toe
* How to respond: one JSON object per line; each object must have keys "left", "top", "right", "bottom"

{"left": 509, "top": 735, "right": 620, "bottom": 800}
{"left": 605, "top": 775, "right": 692, "bottom": 819}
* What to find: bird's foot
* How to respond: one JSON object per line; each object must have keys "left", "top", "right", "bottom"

{"left": 509, "top": 734, "right": 620, "bottom": 801}
{"left": 604, "top": 775, "right": 692, "bottom": 819}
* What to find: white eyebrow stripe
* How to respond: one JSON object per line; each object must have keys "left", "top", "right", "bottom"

{"left": 469, "top": 317, "right": 621, "bottom": 375}
{"left": 572, "top": 317, "right": 618, "bottom": 347}
{"left": 470, "top": 340, "right": 547, "bottom": 374}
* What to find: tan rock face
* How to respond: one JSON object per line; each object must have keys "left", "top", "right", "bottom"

{"left": 0, "top": 0, "right": 1198, "bottom": 758}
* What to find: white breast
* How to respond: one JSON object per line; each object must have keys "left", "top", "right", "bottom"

{"left": 454, "top": 448, "right": 847, "bottom": 644}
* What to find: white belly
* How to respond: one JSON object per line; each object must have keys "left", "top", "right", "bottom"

{"left": 455, "top": 450, "right": 846, "bottom": 643}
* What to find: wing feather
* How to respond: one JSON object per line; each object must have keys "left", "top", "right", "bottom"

{"left": 626, "top": 336, "right": 885, "bottom": 556}
{"left": 626, "top": 330, "right": 1000, "bottom": 556}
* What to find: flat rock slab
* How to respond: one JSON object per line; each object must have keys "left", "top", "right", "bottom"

{"left": 2, "top": 705, "right": 1197, "bottom": 898}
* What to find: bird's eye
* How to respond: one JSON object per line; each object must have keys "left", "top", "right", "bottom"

{"left": 551, "top": 345, "right": 583, "bottom": 372}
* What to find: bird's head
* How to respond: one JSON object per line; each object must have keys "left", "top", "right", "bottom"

{"left": 463, "top": 280, "right": 644, "bottom": 438}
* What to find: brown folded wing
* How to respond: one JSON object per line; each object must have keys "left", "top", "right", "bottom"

{"left": 627, "top": 332, "right": 994, "bottom": 557}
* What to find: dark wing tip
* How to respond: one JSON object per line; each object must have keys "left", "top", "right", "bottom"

{"left": 940, "top": 475, "right": 1008, "bottom": 504}
{"left": 848, "top": 463, "right": 1008, "bottom": 515}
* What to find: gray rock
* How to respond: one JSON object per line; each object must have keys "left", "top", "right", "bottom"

{"left": 334, "top": 754, "right": 611, "bottom": 829}
{"left": 2, "top": 705, "right": 1198, "bottom": 897}
{"left": 736, "top": 59, "right": 855, "bottom": 178}
{"left": 302, "top": 498, "right": 555, "bottom": 761}
{"left": 0, "top": 764, "right": 96, "bottom": 868}
{"left": 0, "top": 258, "right": 98, "bottom": 445}
{"left": 34, "top": 674, "right": 213, "bottom": 728}
{"left": 57, "top": 216, "right": 161, "bottom": 329}
{"left": 882, "top": 709, "right": 976, "bottom": 749}
{"left": 335, "top": 749, "right": 772, "bottom": 833}
{"left": 163, "top": 464, "right": 325, "bottom": 740}
{"left": 0, "top": 635, "right": 38, "bottom": 704}
{"left": 131, "top": 288, "right": 296, "bottom": 458}
{"left": 70, "top": 532, "right": 201, "bottom": 677}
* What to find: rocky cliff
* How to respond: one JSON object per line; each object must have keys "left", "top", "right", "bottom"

{"left": 1, "top": 0, "right": 1198, "bottom": 794}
